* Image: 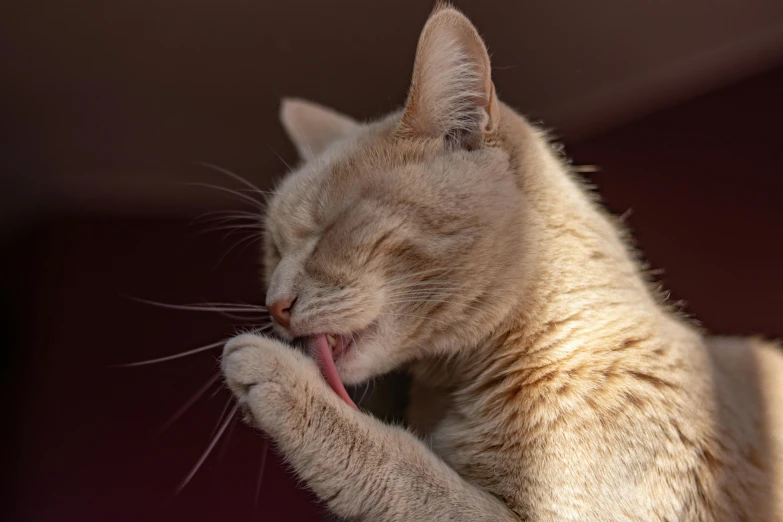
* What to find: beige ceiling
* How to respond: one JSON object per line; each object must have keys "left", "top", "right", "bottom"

{"left": 2, "top": 0, "right": 783, "bottom": 230}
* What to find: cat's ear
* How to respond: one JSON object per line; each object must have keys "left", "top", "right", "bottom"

{"left": 400, "top": 5, "right": 499, "bottom": 148}
{"left": 280, "top": 98, "right": 360, "bottom": 161}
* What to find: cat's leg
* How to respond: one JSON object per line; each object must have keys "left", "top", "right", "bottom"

{"left": 222, "top": 333, "right": 518, "bottom": 522}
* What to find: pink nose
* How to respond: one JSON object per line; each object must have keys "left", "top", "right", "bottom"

{"left": 268, "top": 299, "right": 294, "bottom": 328}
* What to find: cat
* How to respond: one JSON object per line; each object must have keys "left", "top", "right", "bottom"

{"left": 221, "top": 3, "right": 783, "bottom": 521}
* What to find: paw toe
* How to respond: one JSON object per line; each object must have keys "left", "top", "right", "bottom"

{"left": 223, "top": 333, "right": 263, "bottom": 359}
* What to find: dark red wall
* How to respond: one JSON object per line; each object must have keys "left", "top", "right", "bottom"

{"left": 570, "top": 66, "right": 783, "bottom": 337}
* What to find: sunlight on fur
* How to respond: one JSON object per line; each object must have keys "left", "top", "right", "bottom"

{"left": 216, "top": 3, "right": 783, "bottom": 521}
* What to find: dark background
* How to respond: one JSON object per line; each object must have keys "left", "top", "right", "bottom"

{"left": 2, "top": 1, "right": 783, "bottom": 521}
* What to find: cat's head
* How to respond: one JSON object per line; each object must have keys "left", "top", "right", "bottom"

{"left": 263, "top": 5, "right": 527, "bottom": 385}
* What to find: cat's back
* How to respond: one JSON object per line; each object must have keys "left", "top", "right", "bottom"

{"left": 705, "top": 335, "right": 783, "bottom": 520}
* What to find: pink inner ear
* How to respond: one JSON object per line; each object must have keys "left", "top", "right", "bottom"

{"left": 311, "top": 334, "right": 359, "bottom": 411}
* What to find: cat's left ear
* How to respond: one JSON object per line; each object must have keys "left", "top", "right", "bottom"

{"left": 399, "top": 5, "right": 499, "bottom": 149}
{"left": 280, "top": 98, "right": 360, "bottom": 161}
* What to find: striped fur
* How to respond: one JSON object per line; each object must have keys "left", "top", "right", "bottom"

{"left": 223, "top": 4, "right": 783, "bottom": 521}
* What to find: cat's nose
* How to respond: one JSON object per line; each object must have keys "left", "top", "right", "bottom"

{"left": 268, "top": 298, "right": 294, "bottom": 328}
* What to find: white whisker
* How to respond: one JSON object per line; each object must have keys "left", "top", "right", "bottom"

{"left": 266, "top": 144, "right": 293, "bottom": 172}
{"left": 384, "top": 266, "right": 468, "bottom": 286}
{"left": 214, "top": 233, "right": 262, "bottom": 268}
{"left": 257, "top": 324, "right": 274, "bottom": 333}
{"left": 205, "top": 223, "right": 264, "bottom": 234}
{"left": 197, "top": 301, "right": 267, "bottom": 310}
{"left": 126, "top": 296, "right": 266, "bottom": 313}
{"left": 216, "top": 413, "right": 238, "bottom": 465}
{"left": 210, "top": 397, "right": 234, "bottom": 439}
{"left": 358, "top": 377, "right": 374, "bottom": 405}
{"left": 215, "top": 311, "right": 268, "bottom": 322}
{"left": 387, "top": 281, "right": 465, "bottom": 291}
{"left": 113, "top": 340, "right": 226, "bottom": 368}
{"left": 192, "top": 210, "right": 263, "bottom": 227}
{"left": 388, "top": 285, "right": 465, "bottom": 293}
{"left": 254, "top": 438, "right": 270, "bottom": 509}
{"left": 193, "top": 222, "right": 262, "bottom": 239}
{"left": 390, "top": 277, "right": 463, "bottom": 285}
{"left": 378, "top": 311, "right": 454, "bottom": 328}
{"left": 385, "top": 288, "right": 465, "bottom": 299}
{"left": 176, "top": 403, "right": 239, "bottom": 494}
{"left": 385, "top": 298, "right": 488, "bottom": 314}
{"left": 191, "top": 161, "right": 273, "bottom": 197}
{"left": 184, "top": 182, "right": 265, "bottom": 208}
{"left": 159, "top": 373, "right": 221, "bottom": 435}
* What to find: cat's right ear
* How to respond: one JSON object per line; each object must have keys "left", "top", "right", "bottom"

{"left": 399, "top": 5, "right": 499, "bottom": 149}
{"left": 280, "top": 98, "right": 360, "bottom": 161}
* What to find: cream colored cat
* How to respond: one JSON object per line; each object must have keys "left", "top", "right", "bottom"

{"left": 222, "top": 4, "right": 783, "bottom": 521}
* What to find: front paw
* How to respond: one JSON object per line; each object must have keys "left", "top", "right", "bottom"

{"left": 222, "top": 333, "right": 317, "bottom": 434}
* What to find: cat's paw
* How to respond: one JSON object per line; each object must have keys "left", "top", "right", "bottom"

{"left": 222, "top": 333, "right": 318, "bottom": 435}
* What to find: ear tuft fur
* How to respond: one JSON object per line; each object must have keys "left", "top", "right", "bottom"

{"left": 280, "top": 98, "right": 360, "bottom": 161}
{"left": 400, "top": 6, "right": 498, "bottom": 148}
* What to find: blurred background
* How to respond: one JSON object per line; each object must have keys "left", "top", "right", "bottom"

{"left": 2, "top": 1, "right": 783, "bottom": 520}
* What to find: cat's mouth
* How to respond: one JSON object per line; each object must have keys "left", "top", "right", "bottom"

{"left": 308, "top": 333, "right": 359, "bottom": 411}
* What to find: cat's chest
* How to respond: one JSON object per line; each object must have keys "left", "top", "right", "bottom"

{"left": 406, "top": 377, "right": 528, "bottom": 500}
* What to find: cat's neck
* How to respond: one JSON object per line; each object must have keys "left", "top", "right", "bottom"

{"left": 505, "top": 103, "right": 667, "bottom": 337}
{"left": 414, "top": 105, "right": 698, "bottom": 390}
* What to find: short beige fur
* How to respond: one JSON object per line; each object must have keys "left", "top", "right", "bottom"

{"left": 222, "top": 4, "right": 783, "bottom": 521}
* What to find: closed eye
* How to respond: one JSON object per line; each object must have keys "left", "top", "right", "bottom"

{"left": 364, "top": 229, "right": 395, "bottom": 261}
{"left": 264, "top": 234, "right": 282, "bottom": 268}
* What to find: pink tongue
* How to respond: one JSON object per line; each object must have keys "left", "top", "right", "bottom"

{"left": 311, "top": 334, "right": 359, "bottom": 411}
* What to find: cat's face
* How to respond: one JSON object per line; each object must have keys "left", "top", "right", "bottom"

{"left": 261, "top": 8, "right": 526, "bottom": 385}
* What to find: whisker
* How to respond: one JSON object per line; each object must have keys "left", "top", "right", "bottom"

{"left": 384, "top": 298, "right": 489, "bottom": 314}
{"left": 125, "top": 296, "right": 266, "bottom": 313}
{"left": 234, "top": 234, "right": 264, "bottom": 259}
{"left": 187, "top": 216, "right": 264, "bottom": 243}
{"left": 210, "top": 396, "right": 234, "bottom": 439}
{"left": 184, "top": 182, "right": 265, "bottom": 208}
{"left": 214, "top": 233, "right": 262, "bottom": 268}
{"left": 214, "top": 311, "right": 268, "bottom": 322}
{"left": 192, "top": 210, "right": 263, "bottom": 227}
{"left": 198, "top": 301, "right": 267, "bottom": 310}
{"left": 386, "top": 285, "right": 465, "bottom": 298}
{"left": 389, "top": 283, "right": 464, "bottom": 289}
{"left": 191, "top": 161, "right": 273, "bottom": 197}
{"left": 216, "top": 414, "right": 238, "bottom": 465}
{"left": 204, "top": 223, "right": 263, "bottom": 235}
{"left": 388, "top": 281, "right": 466, "bottom": 289}
{"left": 194, "top": 221, "right": 263, "bottom": 239}
{"left": 176, "top": 403, "right": 240, "bottom": 494}
{"left": 196, "top": 209, "right": 264, "bottom": 219}
{"left": 210, "top": 384, "right": 224, "bottom": 399}
{"left": 113, "top": 340, "right": 226, "bottom": 368}
{"left": 389, "top": 277, "right": 463, "bottom": 285}
{"left": 159, "top": 373, "right": 221, "bottom": 436}
{"left": 385, "top": 288, "right": 465, "bottom": 299}
{"left": 358, "top": 378, "right": 372, "bottom": 405}
{"left": 385, "top": 294, "right": 463, "bottom": 303}
{"left": 254, "top": 323, "right": 275, "bottom": 333}
{"left": 378, "top": 311, "right": 454, "bottom": 328}
{"left": 254, "top": 438, "right": 269, "bottom": 509}
{"left": 384, "top": 266, "right": 468, "bottom": 286}
{"left": 266, "top": 144, "right": 293, "bottom": 172}
{"left": 387, "top": 281, "right": 466, "bottom": 291}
